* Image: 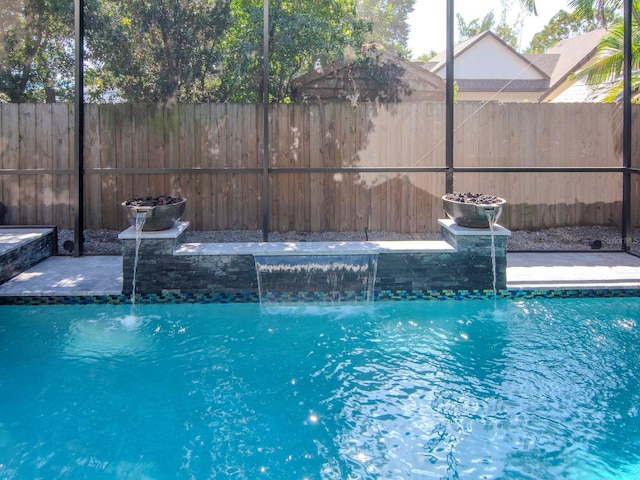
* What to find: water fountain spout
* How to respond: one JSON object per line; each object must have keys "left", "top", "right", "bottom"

{"left": 131, "top": 211, "right": 148, "bottom": 306}
{"left": 481, "top": 204, "right": 499, "bottom": 223}
{"left": 254, "top": 254, "right": 378, "bottom": 304}
{"left": 482, "top": 205, "right": 499, "bottom": 298}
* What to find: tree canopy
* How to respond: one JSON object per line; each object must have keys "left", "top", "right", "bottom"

{"left": 356, "top": 0, "right": 414, "bottom": 58}
{"left": 574, "top": 20, "right": 640, "bottom": 102}
{"left": 0, "top": 0, "right": 416, "bottom": 103}
{"left": 0, "top": 0, "right": 74, "bottom": 102}
{"left": 526, "top": 8, "right": 619, "bottom": 53}
{"left": 86, "top": 0, "right": 231, "bottom": 103}
{"left": 526, "top": 0, "right": 640, "bottom": 101}
{"left": 217, "top": 0, "right": 369, "bottom": 103}
{"left": 456, "top": 2, "right": 520, "bottom": 50}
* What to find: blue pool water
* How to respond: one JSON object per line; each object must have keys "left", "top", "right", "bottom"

{"left": 1, "top": 298, "right": 639, "bottom": 479}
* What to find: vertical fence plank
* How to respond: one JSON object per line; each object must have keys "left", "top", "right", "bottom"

{"left": 115, "top": 104, "right": 133, "bottom": 228}
{"left": 99, "top": 104, "right": 118, "bottom": 229}
{"left": 35, "top": 105, "right": 54, "bottom": 225}
{"left": 18, "top": 105, "right": 37, "bottom": 224}
{"left": 0, "top": 105, "right": 20, "bottom": 223}
{"left": 230, "top": 105, "right": 244, "bottom": 229}
{"left": 178, "top": 104, "right": 194, "bottom": 226}
{"left": 83, "top": 104, "right": 102, "bottom": 229}
{"left": 148, "top": 104, "right": 167, "bottom": 198}
{"left": 52, "top": 104, "right": 71, "bottom": 229}
{"left": 192, "top": 103, "right": 207, "bottom": 229}
{"left": 211, "top": 104, "right": 225, "bottom": 229}
{"left": 163, "top": 104, "right": 181, "bottom": 202}
{"left": 293, "top": 104, "right": 310, "bottom": 231}
{"left": 134, "top": 103, "right": 151, "bottom": 197}
{"left": 354, "top": 104, "right": 371, "bottom": 232}
{"left": 308, "top": 104, "right": 322, "bottom": 231}
{"left": 272, "top": 104, "right": 286, "bottom": 231}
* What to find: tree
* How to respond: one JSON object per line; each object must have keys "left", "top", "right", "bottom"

{"left": 0, "top": 0, "right": 75, "bottom": 102}
{"left": 524, "top": 0, "right": 640, "bottom": 101}
{"left": 519, "top": 0, "right": 538, "bottom": 15}
{"left": 356, "top": 0, "right": 415, "bottom": 58}
{"left": 2, "top": 0, "right": 415, "bottom": 104}
{"left": 457, "top": 12, "right": 496, "bottom": 40}
{"left": 85, "top": 0, "right": 231, "bottom": 103}
{"left": 457, "top": 6, "right": 520, "bottom": 49}
{"left": 573, "top": 21, "right": 640, "bottom": 101}
{"left": 568, "top": 0, "right": 627, "bottom": 27}
{"left": 523, "top": 0, "right": 638, "bottom": 27}
{"left": 218, "top": 0, "right": 369, "bottom": 103}
{"left": 495, "top": 0, "right": 523, "bottom": 49}
{"left": 526, "top": 8, "right": 618, "bottom": 53}
{"left": 414, "top": 50, "right": 438, "bottom": 62}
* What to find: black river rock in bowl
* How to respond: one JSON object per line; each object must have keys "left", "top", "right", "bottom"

{"left": 442, "top": 192, "right": 506, "bottom": 228}
{"left": 122, "top": 196, "right": 187, "bottom": 231}
{"left": 444, "top": 192, "right": 503, "bottom": 205}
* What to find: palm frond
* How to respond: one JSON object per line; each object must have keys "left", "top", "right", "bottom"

{"left": 571, "top": 21, "right": 640, "bottom": 86}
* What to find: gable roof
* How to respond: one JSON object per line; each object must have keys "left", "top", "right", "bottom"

{"left": 422, "top": 31, "right": 550, "bottom": 98}
{"left": 421, "top": 29, "right": 610, "bottom": 102}
{"left": 532, "top": 28, "right": 608, "bottom": 101}
{"left": 291, "top": 48, "right": 445, "bottom": 102}
{"left": 427, "top": 31, "right": 550, "bottom": 80}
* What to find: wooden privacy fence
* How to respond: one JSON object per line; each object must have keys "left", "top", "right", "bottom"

{"left": 1, "top": 102, "right": 639, "bottom": 232}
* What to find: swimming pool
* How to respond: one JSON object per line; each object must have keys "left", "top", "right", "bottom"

{"left": 1, "top": 298, "right": 639, "bottom": 479}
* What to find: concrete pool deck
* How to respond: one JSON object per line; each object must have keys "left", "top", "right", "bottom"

{"left": 0, "top": 250, "right": 639, "bottom": 297}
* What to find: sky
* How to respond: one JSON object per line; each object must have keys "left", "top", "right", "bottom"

{"left": 408, "top": 0, "right": 573, "bottom": 57}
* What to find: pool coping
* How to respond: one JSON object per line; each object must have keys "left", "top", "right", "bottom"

{"left": 1, "top": 227, "right": 640, "bottom": 304}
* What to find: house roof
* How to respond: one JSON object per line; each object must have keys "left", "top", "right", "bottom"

{"left": 420, "top": 29, "right": 609, "bottom": 102}
{"left": 533, "top": 28, "right": 608, "bottom": 101}
{"left": 427, "top": 31, "right": 550, "bottom": 80}
{"left": 291, "top": 48, "right": 445, "bottom": 102}
{"left": 422, "top": 31, "right": 550, "bottom": 96}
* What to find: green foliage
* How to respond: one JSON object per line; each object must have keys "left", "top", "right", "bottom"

{"left": 86, "top": 0, "right": 231, "bottom": 103}
{"left": 218, "top": 0, "right": 369, "bottom": 103}
{"left": 0, "top": 0, "right": 74, "bottom": 102}
{"left": 568, "top": 0, "right": 626, "bottom": 27}
{"left": 350, "top": 50, "right": 409, "bottom": 103}
{"left": 572, "top": 20, "right": 640, "bottom": 102}
{"left": 414, "top": 50, "right": 438, "bottom": 62}
{"left": 525, "top": 1, "right": 636, "bottom": 28}
{"left": 457, "top": 8, "right": 519, "bottom": 49}
{"left": 356, "top": 0, "right": 414, "bottom": 58}
{"left": 525, "top": 0, "right": 640, "bottom": 101}
{"left": 526, "top": 9, "right": 617, "bottom": 53}
{"left": 494, "top": 23, "right": 519, "bottom": 49}
{"left": 457, "top": 12, "right": 496, "bottom": 40}
{"left": 0, "top": 0, "right": 416, "bottom": 103}
{"left": 519, "top": 0, "right": 537, "bottom": 15}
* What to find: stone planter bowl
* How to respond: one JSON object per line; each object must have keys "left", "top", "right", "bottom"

{"left": 122, "top": 197, "right": 187, "bottom": 231}
{"left": 442, "top": 195, "right": 506, "bottom": 228}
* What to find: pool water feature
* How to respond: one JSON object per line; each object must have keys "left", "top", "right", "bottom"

{"left": 131, "top": 211, "right": 147, "bottom": 306}
{"left": 254, "top": 254, "right": 378, "bottom": 303}
{"left": 1, "top": 297, "right": 639, "bottom": 479}
{"left": 484, "top": 206, "right": 499, "bottom": 297}
{"left": 118, "top": 219, "right": 511, "bottom": 297}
